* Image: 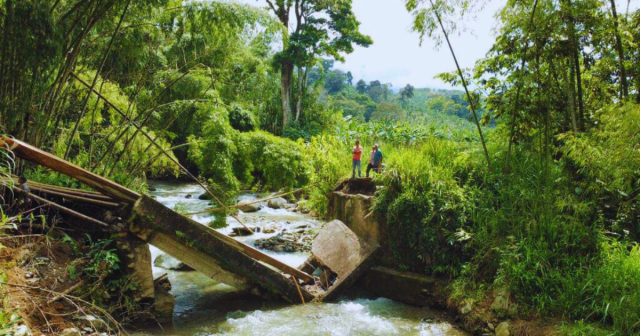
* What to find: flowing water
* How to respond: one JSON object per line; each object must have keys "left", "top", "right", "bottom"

{"left": 133, "top": 181, "right": 467, "bottom": 336}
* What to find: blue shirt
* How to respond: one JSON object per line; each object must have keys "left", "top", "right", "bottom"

{"left": 373, "top": 149, "right": 383, "bottom": 166}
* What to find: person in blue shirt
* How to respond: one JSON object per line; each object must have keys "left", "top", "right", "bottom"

{"left": 366, "top": 144, "right": 383, "bottom": 177}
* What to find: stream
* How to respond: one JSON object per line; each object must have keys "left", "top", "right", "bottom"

{"left": 133, "top": 181, "right": 467, "bottom": 336}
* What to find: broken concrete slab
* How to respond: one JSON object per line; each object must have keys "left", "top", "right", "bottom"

{"left": 328, "top": 190, "right": 379, "bottom": 246}
{"left": 310, "top": 220, "right": 379, "bottom": 302}
{"left": 312, "top": 220, "right": 373, "bottom": 278}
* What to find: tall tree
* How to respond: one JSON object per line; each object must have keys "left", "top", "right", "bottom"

{"left": 356, "top": 79, "right": 368, "bottom": 94}
{"left": 608, "top": 0, "right": 628, "bottom": 99}
{"left": 262, "top": 0, "right": 372, "bottom": 129}
{"left": 400, "top": 84, "right": 415, "bottom": 104}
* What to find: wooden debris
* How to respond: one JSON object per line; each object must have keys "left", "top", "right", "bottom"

{"left": 24, "top": 189, "right": 109, "bottom": 228}
{"left": 0, "top": 137, "right": 139, "bottom": 202}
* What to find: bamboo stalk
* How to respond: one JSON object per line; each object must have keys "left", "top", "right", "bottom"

{"left": 68, "top": 73, "right": 255, "bottom": 234}
{"left": 8, "top": 176, "right": 113, "bottom": 199}
{"left": 64, "top": 0, "right": 132, "bottom": 160}
{"left": 429, "top": 0, "right": 491, "bottom": 171}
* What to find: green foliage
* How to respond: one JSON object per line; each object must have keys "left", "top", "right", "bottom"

{"left": 305, "top": 134, "right": 351, "bottom": 216}
{"left": 374, "top": 138, "right": 480, "bottom": 275}
{"left": 0, "top": 272, "right": 20, "bottom": 336}
{"left": 61, "top": 234, "right": 80, "bottom": 256}
{"left": 80, "top": 235, "right": 139, "bottom": 309}
{"left": 84, "top": 236, "right": 120, "bottom": 279}
{"left": 229, "top": 105, "right": 257, "bottom": 132}
{"left": 560, "top": 103, "right": 640, "bottom": 239}
{"left": 189, "top": 108, "right": 312, "bottom": 192}
{"left": 235, "top": 131, "right": 311, "bottom": 190}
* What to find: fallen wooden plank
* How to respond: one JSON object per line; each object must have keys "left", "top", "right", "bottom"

{"left": 9, "top": 175, "right": 108, "bottom": 197}
{"left": 130, "top": 195, "right": 314, "bottom": 302}
{"left": 1, "top": 137, "right": 139, "bottom": 202}
{"left": 25, "top": 182, "right": 116, "bottom": 201}
{"left": 30, "top": 188, "right": 120, "bottom": 208}
{"left": 19, "top": 188, "right": 109, "bottom": 228}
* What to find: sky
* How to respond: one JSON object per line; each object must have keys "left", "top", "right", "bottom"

{"left": 234, "top": 0, "right": 637, "bottom": 90}
{"left": 335, "top": 0, "right": 507, "bottom": 89}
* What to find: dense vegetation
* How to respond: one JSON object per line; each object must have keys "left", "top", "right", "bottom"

{"left": 0, "top": 0, "right": 639, "bottom": 334}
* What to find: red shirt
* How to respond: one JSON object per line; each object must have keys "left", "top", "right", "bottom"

{"left": 353, "top": 146, "right": 363, "bottom": 160}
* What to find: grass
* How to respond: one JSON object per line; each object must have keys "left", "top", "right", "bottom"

{"left": 330, "top": 105, "right": 640, "bottom": 334}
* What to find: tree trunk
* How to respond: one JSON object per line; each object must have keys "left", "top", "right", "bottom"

{"left": 564, "top": 0, "right": 585, "bottom": 130}
{"left": 609, "top": 0, "right": 629, "bottom": 99}
{"left": 281, "top": 60, "right": 294, "bottom": 130}
{"left": 295, "top": 65, "right": 310, "bottom": 122}
{"left": 562, "top": 58, "right": 578, "bottom": 132}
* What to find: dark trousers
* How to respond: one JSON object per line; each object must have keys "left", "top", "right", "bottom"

{"left": 366, "top": 163, "right": 378, "bottom": 177}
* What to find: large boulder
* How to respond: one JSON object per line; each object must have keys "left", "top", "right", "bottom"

{"left": 267, "top": 197, "right": 288, "bottom": 209}
{"left": 153, "top": 254, "right": 192, "bottom": 271}
{"left": 236, "top": 201, "right": 261, "bottom": 213}
{"left": 198, "top": 192, "right": 212, "bottom": 200}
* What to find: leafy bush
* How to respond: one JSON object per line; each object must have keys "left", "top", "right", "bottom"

{"left": 374, "top": 138, "right": 481, "bottom": 275}
{"left": 235, "top": 130, "right": 311, "bottom": 190}
{"left": 560, "top": 103, "right": 640, "bottom": 239}
{"left": 229, "top": 104, "right": 257, "bottom": 132}
{"left": 189, "top": 110, "right": 312, "bottom": 192}
{"left": 305, "top": 134, "right": 351, "bottom": 216}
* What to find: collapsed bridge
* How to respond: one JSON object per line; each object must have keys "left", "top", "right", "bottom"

{"left": 1, "top": 136, "right": 379, "bottom": 312}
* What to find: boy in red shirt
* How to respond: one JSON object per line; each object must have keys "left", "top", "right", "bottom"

{"left": 352, "top": 140, "right": 363, "bottom": 179}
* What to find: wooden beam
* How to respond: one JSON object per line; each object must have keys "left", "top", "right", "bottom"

{"left": 132, "top": 195, "right": 315, "bottom": 302}
{"left": 9, "top": 177, "right": 115, "bottom": 200}
{"left": 1, "top": 137, "right": 139, "bottom": 202}
{"left": 18, "top": 188, "right": 109, "bottom": 228}
{"left": 31, "top": 184, "right": 116, "bottom": 202}
{"left": 30, "top": 188, "right": 120, "bottom": 208}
